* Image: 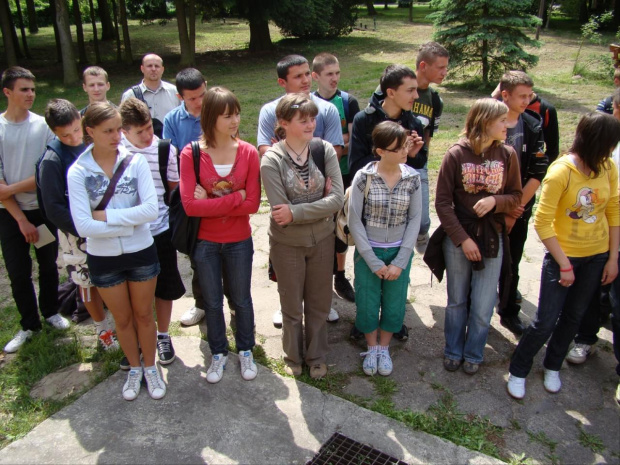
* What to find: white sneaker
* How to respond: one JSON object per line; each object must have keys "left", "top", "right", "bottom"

{"left": 507, "top": 374, "right": 526, "bottom": 399}
{"left": 361, "top": 347, "right": 378, "bottom": 376}
{"left": 46, "top": 314, "right": 70, "bottom": 330}
{"left": 326, "top": 307, "right": 339, "bottom": 323}
{"left": 4, "top": 329, "right": 33, "bottom": 353}
{"left": 180, "top": 306, "right": 205, "bottom": 326}
{"left": 273, "top": 308, "right": 283, "bottom": 329}
{"left": 566, "top": 343, "right": 595, "bottom": 364}
{"left": 144, "top": 367, "right": 166, "bottom": 399}
{"left": 239, "top": 350, "right": 258, "bottom": 380}
{"left": 415, "top": 232, "right": 429, "bottom": 255}
{"left": 544, "top": 369, "right": 562, "bottom": 393}
{"left": 206, "top": 353, "right": 228, "bottom": 383}
{"left": 377, "top": 348, "right": 393, "bottom": 376}
{"left": 615, "top": 382, "right": 620, "bottom": 406}
{"left": 122, "top": 368, "right": 143, "bottom": 401}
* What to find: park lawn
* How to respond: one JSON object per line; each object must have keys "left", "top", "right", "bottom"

{"left": 0, "top": 1, "right": 617, "bottom": 453}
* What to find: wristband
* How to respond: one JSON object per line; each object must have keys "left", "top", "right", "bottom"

{"left": 560, "top": 265, "right": 573, "bottom": 272}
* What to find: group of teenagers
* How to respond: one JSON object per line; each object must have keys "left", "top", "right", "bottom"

{"left": 1, "top": 42, "right": 620, "bottom": 405}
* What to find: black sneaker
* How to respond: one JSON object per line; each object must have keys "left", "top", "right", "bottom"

{"left": 515, "top": 290, "right": 523, "bottom": 304}
{"left": 334, "top": 274, "right": 355, "bottom": 302}
{"left": 393, "top": 325, "right": 409, "bottom": 341}
{"left": 119, "top": 356, "right": 130, "bottom": 371}
{"left": 157, "top": 334, "right": 176, "bottom": 365}
{"left": 349, "top": 325, "right": 364, "bottom": 340}
{"left": 500, "top": 315, "right": 525, "bottom": 337}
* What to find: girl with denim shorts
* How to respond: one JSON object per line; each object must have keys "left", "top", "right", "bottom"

{"left": 507, "top": 112, "right": 620, "bottom": 400}
{"left": 180, "top": 87, "right": 261, "bottom": 384}
{"left": 430, "top": 98, "right": 522, "bottom": 375}
{"left": 348, "top": 121, "right": 422, "bottom": 376}
{"left": 67, "top": 103, "right": 162, "bottom": 401}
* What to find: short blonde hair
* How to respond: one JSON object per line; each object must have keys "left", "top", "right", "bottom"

{"left": 463, "top": 98, "right": 508, "bottom": 154}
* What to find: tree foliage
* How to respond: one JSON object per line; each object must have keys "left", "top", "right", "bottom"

{"left": 271, "top": 0, "right": 357, "bottom": 39}
{"left": 429, "top": 0, "right": 541, "bottom": 84}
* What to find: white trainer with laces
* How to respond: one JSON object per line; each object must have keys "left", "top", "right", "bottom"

{"left": 239, "top": 350, "right": 258, "bottom": 380}
{"left": 361, "top": 346, "right": 378, "bottom": 376}
{"left": 144, "top": 367, "right": 166, "bottom": 399}
{"left": 377, "top": 348, "right": 393, "bottom": 376}
{"left": 4, "top": 329, "right": 34, "bottom": 353}
{"left": 46, "top": 314, "right": 70, "bottom": 330}
{"left": 98, "top": 329, "right": 119, "bottom": 351}
{"left": 206, "top": 354, "right": 228, "bottom": 383}
{"left": 544, "top": 369, "right": 562, "bottom": 393}
{"left": 180, "top": 306, "right": 205, "bottom": 326}
{"left": 326, "top": 307, "right": 339, "bottom": 323}
{"left": 507, "top": 374, "right": 526, "bottom": 399}
{"left": 566, "top": 343, "right": 595, "bottom": 364}
{"left": 122, "top": 368, "right": 143, "bottom": 401}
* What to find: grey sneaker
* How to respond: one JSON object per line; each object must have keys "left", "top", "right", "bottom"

{"left": 415, "top": 232, "right": 429, "bottom": 255}
{"left": 566, "top": 343, "right": 595, "bottom": 364}
{"left": 377, "top": 349, "right": 393, "bottom": 376}
{"left": 239, "top": 350, "right": 257, "bottom": 381}
{"left": 361, "top": 346, "right": 378, "bottom": 376}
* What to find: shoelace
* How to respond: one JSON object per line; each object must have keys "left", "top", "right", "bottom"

{"left": 144, "top": 369, "right": 163, "bottom": 390}
{"left": 126, "top": 370, "right": 142, "bottom": 392}
{"left": 378, "top": 351, "right": 391, "bottom": 367}
{"left": 240, "top": 353, "right": 253, "bottom": 372}
{"left": 209, "top": 356, "right": 224, "bottom": 373}
{"left": 157, "top": 337, "right": 171, "bottom": 352}
{"left": 99, "top": 330, "right": 116, "bottom": 347}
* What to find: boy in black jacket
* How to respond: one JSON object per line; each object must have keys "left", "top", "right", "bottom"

{"left": 497, "top": 71, "right": 547, "bottom": 336}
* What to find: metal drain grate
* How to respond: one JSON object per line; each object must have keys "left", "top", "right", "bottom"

{"left": 307, "top": 432, "right": 409, "bottom": 465}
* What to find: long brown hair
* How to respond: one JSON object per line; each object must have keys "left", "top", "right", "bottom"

{"left": 463, "top": 98, "right": 508, "bottom": 155}
{"left": 200, "top": 87, "right": 240, "bottom": 148}
{"left": 569, "top": 112, "right": 620, "bottom": 177}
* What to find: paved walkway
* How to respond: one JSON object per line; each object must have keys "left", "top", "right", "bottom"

{"left": 1, "top": 210, "right": 619, "bottom": 464}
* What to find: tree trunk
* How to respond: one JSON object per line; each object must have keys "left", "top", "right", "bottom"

{"left": 110, "top": 0, "right": 122, "bottom": 62}
{"left": 72, "top": 0, "right": 87, "bottom": 64}
{"left": 248, "top": 7, "right": 272, "bottom": 51}
{"left": 188, "top": 0, "right": 195, "bottom": 61}
{"left": 25, "top": 0, "right": 37, "bottom": 33}
{"left": 365, "top": 1, "right": 377, "bottom": 16}
{"left": 481, "top": 5, "right": 489, "bottom": 84}
{"left": 0, "top": 0, "right": 17, "bottom": 66}
{"left": 117, "top": 0, "right": 132, "bottom": 64}
{"left": 384, "top": 1, "right": 389, "bottom": 9}
{"left": 408, "top": 4, "right": 413, "bottom": 22}
{"left": 14, "top": 0, "right": 31, "bottom": 58}
{"left": 49, "top": 0, "right": 62, "bottom": 62}
{"left": 175, "top": 0, "right": 193, "bottom": 67}
{"left": 153, "top": 0, "right": 168, "bottom": 18}
{"left": 98, "top": 0, "right": 115, "bottom": 41}
{"left": 536, "top": 0, "right": 545, "bottom": 39}
{"left": 88, "top": 0, "right": 101, "bottom": 63}
{"left": 55, "top": 0, "right": 80, "bottom": 85}
{"left": 8, "top": 5, "right": 23, "bottom": 58}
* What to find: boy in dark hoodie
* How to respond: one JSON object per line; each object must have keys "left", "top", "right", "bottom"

{"left": 497, "top": 71, "right": 547, "bottom": 336}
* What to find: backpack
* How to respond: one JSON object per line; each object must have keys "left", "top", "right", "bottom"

{"left": 340, "top": 90, "right": 350, "bottom": 120}
{"left": 35, "top": 139, "right": 75, "bottom": 221}
{"left": 158, "top": 138, "right": 172, "bottom": 206}
{"left": 132, "top": 85, "right": 164, "bottom": 138}
{"left": 335, "top": 174, "right": 371, "bottom": 248}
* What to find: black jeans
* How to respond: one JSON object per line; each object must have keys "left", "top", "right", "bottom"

{"left": 0, "top": 209, "right": 59, "bottom": 331}
{"left": 498, "top": 208, "right": 533, "bottom": 318}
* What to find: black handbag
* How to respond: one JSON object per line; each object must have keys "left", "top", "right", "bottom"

{"left": 169, "top": 141, "right": 201, "bottom": 255}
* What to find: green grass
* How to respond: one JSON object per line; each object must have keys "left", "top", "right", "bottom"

{"left": 577, "top": 424, "right": 605, "bottom": 453}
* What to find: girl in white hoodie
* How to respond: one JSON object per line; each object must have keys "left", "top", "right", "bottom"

{"left": 68, "top": 102, "right": 163, "bottom": 401}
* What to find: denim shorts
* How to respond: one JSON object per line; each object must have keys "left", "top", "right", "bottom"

{"left": 90, "top": 261, "right": 160, "bottom": 288}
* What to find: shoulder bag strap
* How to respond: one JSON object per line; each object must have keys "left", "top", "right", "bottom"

{"left": 95, "top": 155, "right": 134, "bottom": 211}
{"left": 158, "top": 139, "right": 171, "bottom": 205}
{"left": 132, "top": 85, "right": 145, "bottom": 103}
{"left": 191, "top": 141, "right": 201, "bottom": 185}
{"left": 309, "top": 137, "right": 326, "bottom": 177}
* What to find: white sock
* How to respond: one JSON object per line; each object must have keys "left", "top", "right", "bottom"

{"left": 157, "top": 331, "right": 169, "bottom": 337}
{"left": 144, "top": 365, "right": 157, "bottom": 372}
{"left": 94, "top": 318, "right": 109, "bottom": 334}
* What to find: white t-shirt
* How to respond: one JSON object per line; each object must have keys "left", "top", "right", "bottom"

{"left": 120, "top": 135, "right": 179, "bottom": 236}
{"left": 0, "top": 112, "right": 54, "bottom": 210}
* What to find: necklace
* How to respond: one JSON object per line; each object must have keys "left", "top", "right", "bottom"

{"left": 285, "top": 141, "right": 308, "bottom": 163}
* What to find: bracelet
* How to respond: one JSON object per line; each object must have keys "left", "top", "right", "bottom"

{"left": 560, "top": 265, "right": 573, "bottom": 272}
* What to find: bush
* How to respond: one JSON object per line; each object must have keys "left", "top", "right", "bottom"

{"left": 272, "top": 0, "right": 357, "bottom": 39}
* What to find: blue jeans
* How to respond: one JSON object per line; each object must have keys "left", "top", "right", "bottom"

{"left": 193, "top": 237, "right": 255, "bottom": 355}
{"left": 418, "top": 167, "right": 430, "bottom": 236}
{"left": 443, "top": 236, "right": 503, "bottom": 364}
{"left": 510, "top": 252, "right": 608, "bottom": 377}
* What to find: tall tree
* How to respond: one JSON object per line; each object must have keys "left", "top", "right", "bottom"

{"left": 237, "top": 0, "right": 274, "bottom": 52}
{"left": 175, "top": 0, "right": 195, "bottom": 66}
{"left": 430, "top": 0, "right": 541, "bottom": 84}
{"left": 98, "top": 0, "right": 115, "bottom": 40}
{"left": 14, "top": 0, "right": 31, "bottom": 58}
{"left": 365, "top": 1, "right": 377, "bottom": 15}
{"left": 25, "top": 0, "right": 37, "bottom": 33}
{"left": 49, "top": 0, "right": 63, "bottom": 62}
{"left": 88, "top": 0, "right": 101, "bottom": 63}
{"left": 117, "top": 0, "right": 132, "bottom": 64}
{"left": 0, "top": 0, "right": 18, "bottom": 66}
{"left": 72, "top": 0, "right": 88, "bottom": 64}
{"left": 54, "top": 0, "right": 80, "bottom": 84}
{"left": 110, "top": 0, "right": 122, "bottom": 62}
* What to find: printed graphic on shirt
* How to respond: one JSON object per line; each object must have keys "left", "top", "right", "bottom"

{"left": 461, "top": 160, "right": 505, "bottom": 194}
{"left": 566, "top": 187, "right": 602, "bottom": 224}
{"left": 412, "top": 100, "right": 433, "bottom": 132}
{"left": 209, "top": 178, "right": 235, "bottom": 197}
{"left": 85, "top": 175, "right": 137, "bottom": 201}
